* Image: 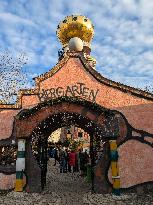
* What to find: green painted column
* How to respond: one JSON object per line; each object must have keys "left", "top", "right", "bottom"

{"left": 15, "top": 139, "right": 26, "bottom": 192}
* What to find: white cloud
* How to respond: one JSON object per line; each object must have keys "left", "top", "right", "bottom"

{"left": 0, "top": 12, "right": 36, "bottom": 26}
{"left": 0, "top": 0, "right": 153, "bottom": 91}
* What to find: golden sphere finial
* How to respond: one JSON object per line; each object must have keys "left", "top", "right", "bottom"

{"left": 56, "top": 15, "right": 94, "bottom": 47}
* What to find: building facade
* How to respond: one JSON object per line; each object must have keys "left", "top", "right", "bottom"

{"left": 0, "top": 15, "right": 153, "bottom": 194}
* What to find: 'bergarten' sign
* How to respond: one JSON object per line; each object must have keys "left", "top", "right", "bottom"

{"left": 38, "top": 82, "right": 99, "bottom": 102}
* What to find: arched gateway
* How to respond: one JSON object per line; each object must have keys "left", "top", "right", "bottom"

{"left": 14, "top": 97, "right": 121, "bottom": 194}
{"left": 0, "top": 15, "right": 153, "bottom": 195}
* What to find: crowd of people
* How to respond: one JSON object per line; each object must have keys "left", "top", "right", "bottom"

{"left": 48, "top": 145, "right": 90, "bottom": 176}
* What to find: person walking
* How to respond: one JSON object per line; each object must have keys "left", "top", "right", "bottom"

{"left": 53, "top": 146, "right": 58, "bottom": 166}
{"left": 79, "top": 148, "right": 85, "bottom": 176}
{"left": 59, "top": 147, "right": 67, "bottom": 173}
{"left": 84, "top": 149, "right": 89, "bottom": 176}
{"left": 79, "top": 149, "right": 89, "bottom": 176}
{"left": 67, "top": 148, "right": 71, "bottom": 172}
{"left": 48, "top": 145, "right": 53, "bottom": 158}
{"left": 65, "top": 148, "right": 69, "bottom": 172}
{"left": 68, "top": 149, "right": 76, "bottom": 173}
{"left": 75, "top": 149, "right": 79, "bottom": 172}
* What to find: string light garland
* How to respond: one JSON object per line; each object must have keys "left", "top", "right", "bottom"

{"left": 17, "top": 96, "right": 111, "bottom": 120}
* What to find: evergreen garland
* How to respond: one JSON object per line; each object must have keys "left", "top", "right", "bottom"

{"left": 17, "top": 96, "right": 112, "bottom": 120}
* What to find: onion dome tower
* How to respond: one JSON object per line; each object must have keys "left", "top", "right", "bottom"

{"left": 56, "top": 15, "right": 94, "bottom": 54}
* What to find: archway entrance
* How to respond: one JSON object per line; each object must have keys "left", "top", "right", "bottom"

{"left": 14, "top": 97, "right": 120, "bottom": 194}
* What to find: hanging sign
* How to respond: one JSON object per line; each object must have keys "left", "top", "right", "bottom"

{"left": 38, "top": 82, "right": 99, "bottom": 102}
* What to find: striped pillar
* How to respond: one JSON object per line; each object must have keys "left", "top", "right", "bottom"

{"left": 15, "top": 139, "right": 26, "bottom": 192}
{"left": 109, "top": 139, "right": 120, "bottom": 195}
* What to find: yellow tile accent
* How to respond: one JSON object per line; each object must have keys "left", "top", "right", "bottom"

{"left": 113, "top": 179, "right": 120, "bottom": 189}
{"left": 111, "top": 161, "right": 119, "bottom": 176}
{"left": 15, "top": 179, "right": 23, "bottom": 192}
{"left": 109, "top": 140, "right": 117, "bottom": 150}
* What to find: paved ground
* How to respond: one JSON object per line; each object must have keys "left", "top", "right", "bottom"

{"left": 0, "top": 159, "right": 153, "bottom": 205}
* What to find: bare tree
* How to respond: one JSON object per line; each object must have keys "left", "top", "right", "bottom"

{"left": 0, "top": 51, "right": 29, "bottom": 104}
{"left": 144, "top": 85, "right": 153, "bottom": 94}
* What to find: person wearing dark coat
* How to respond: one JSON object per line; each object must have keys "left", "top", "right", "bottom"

{"left": 52, "top": 147, "right": 58, "bottom": 166}
{"left": 59, "top": 147, "right": 67, "bottom": 173}
{"left": 79, "top": 149, "right": 89, "bottom": 176}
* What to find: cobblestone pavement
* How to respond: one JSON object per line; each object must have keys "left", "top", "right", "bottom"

{"left": 0, "top": 159, "right": 153, "bottom": 205}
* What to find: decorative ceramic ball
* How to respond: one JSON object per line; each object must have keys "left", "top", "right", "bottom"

{"left": 68, "top": 37, "right": 83, "bottom": 51}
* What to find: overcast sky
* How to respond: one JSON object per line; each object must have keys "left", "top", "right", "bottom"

{"left": 0, "top": 0, "right": 153, "bottom": 90}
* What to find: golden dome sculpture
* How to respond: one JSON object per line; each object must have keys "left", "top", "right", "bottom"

{"left": 56, "top": 15, "right": 94, "bottom": 48}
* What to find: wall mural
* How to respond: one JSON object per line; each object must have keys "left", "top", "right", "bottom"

{"left": 117, "top": 111, "right": 153, "bottom": 149}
